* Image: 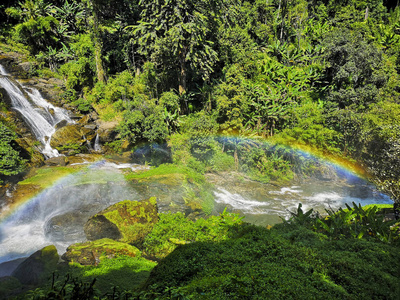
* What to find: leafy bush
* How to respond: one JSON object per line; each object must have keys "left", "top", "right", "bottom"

{"left": 286, "top": 202, "right": 400, "bottom": 244}
{"left": 140, "top": 219, "right": 400, "bottom": 299}
{"left": 0, "top": 122, "right": 26, "bottom": 183}
{"left": 144, "top": 210, "right": 243, "bottom": 260}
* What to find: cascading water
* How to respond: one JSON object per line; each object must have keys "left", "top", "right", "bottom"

{"left": 0, "top": 66, "right": 395, "bottom": 277}
{"left": 0, "top": 64, "right": 73, "bottom": 157}
{"left": 211, "top": 168, "right": 393, "bottom": 225}
{"left": 0, "top": 161, "right": 146, "bottom": 269}
{"left": 0, "top": 64, "right": 9, "bottom": 75}
{"left": 94, "top": 133, "right": 102, "bottom": 151}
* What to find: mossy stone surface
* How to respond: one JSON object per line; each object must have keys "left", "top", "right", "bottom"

{"left": 61, "top": 238, "right": 141, "bottom": 266}
{"left": 84, "top": 197, "right": 159, "bottom": 247}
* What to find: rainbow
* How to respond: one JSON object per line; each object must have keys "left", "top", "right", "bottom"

{"left": 0, "top": 138, "right": 384, "bottom": 225}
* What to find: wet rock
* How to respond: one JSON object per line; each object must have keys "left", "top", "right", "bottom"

{"left": 84, "top": 124, "right": 97, "bottom": 130}
{"left": 95, "top": 120, "right": 119, "bottom": 143}
{"left": 44, "top": 156, "right": 69, "bottom": 166}
{"left": 55, "top": 119, "right": 68, "bottom": 129}
{"left": 0, "top": 86, "right": 12, "bottom": 107}
{"left": 11, "top": 245, "right": 59, "bottom": 285}
{"left": 61, "top": 238, "right": 141, "bottom": 266}
{"left": 83, "top": 215, "right": 122, "bottom": 241}
{"left": 14, "top": 137, "right": 45, "bottom": 167}
{"left": 84, "top": 197, "right": 158, "bottom": 247}
{"left": 50, "top": 124, "right": 85, "bottom": 149}
{"left": 44, "top": 208, "right": 101, "bottom": 242}
{"left": 70, "top": 113, "right": 82, "bottom": 120}
{"left": 81, "top": 126, "right": 96, "bottom": 142}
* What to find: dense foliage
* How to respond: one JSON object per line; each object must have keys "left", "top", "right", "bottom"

{"left": 1, "top": 0, "right": 400, "bottom": 197}
{"left": 0, "top": 122, "right": 26, "bottom": 183}
{"left": 2, "top": 1, "right": 400, "bottom": 298}
{"left": 7, "top": 206, "right": 399, "bottom": 299}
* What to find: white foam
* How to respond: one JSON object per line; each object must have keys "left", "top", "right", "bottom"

{"left": 269, "top": 186, "right": 303, "bottom": 195}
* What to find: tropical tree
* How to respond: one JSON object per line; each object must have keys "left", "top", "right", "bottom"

{"left": 132, "top": 0, "right": 218, "bottom": 95}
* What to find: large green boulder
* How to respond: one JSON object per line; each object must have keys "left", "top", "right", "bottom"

{"left": 61, "top": 238, "right": 141, "bottom": 266}
{"left": 11, "top": 245, "right": 59, "bottom": 285}
{"left": 84, "top": 197, "right": 158, "bottom": 248}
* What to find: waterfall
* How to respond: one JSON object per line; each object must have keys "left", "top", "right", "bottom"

{"left": 94, "top": 133, "right": 101, "bottom": 151}
{"left": 0, "top": 65, "right": 9, "bottom": 75}
{"left": 0, "top": 64, "right": 73, "bottom": 158}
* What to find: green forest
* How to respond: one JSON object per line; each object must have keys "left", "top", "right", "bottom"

{"left": 1, "top": 0, "right": 400, "bottom": 197}
{"left": 1, "top": 0, "right": 400, "bottom": 299}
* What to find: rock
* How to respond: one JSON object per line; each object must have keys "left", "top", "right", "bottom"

{"left": 44, "top": 204, "right": 105, "bottom": 242}
{"left": 81, "top": 126, "right": 96, "bottom": 142}
{"left": 121, "top": 151, "right": 132, "bottom": 159}
{"left": 50, "top": 124, "right": 84, "bottom": 148}
{"left": 84, "top": 124, "right": 97, "bottom": 130}
{"left": 0, "top": 258, "right": 26, "bottom": 277}
{"left": 15, "top": 137, "right": 45, "bottom": 167}
{"left": 54, "top": 119, "right": 68, "bottom": 129}
{"left": 61, "top": 238, "right": 141, "bottom": 266}
{"left": 84, "top": 197, "right": 158, "bottom": 247}
{"left": 83, "top": 215, "right": 122, "bottom": 241}
{"left": 18, "top": 62, "right": 32, "bottom": 73}
{"left": 44, "top": 156, "right": 69, "bottom": 166}
{"left": 70, "top": 113, "right": 82, "bottom": 120}
{"left": 11, "top": 245, "right": 59, "bottom": 285}
{"left": 95, "top": 120, "right": 119, "bottom": 143}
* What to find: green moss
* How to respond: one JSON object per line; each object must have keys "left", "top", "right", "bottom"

{"left": 62, "top": 255, "right": 156, "bottom": 294}
{"left": 96, "top": 199, "right": 158, "bottom": 245}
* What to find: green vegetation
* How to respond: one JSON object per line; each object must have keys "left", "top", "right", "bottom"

{"left": 1, "top": 0, "right": 400, "bottom": 197}
{"left": 5, "top": 206, "right": 398, "bottom": 299}
{"left": 0, "top": 122, "right": 26, "bottom": 183}
{"left": 2, "top": 0, "right": 400, "bottom": 298}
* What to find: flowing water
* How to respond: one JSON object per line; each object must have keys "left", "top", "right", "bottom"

{"left": 0, "top": 161, "right": 147, "bottom": 267}
{"left": 211, "top": 175, "right": 392, "bottom": 225}
{"left": 0, "top": 64, "right": 73, "bottom": 157}
{"left": 0, "top": 68, "right": 394, "bottom": 276}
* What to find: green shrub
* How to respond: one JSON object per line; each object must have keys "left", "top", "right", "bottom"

{"left": 0, "top": 122, "right": 26, "bottom": 183}
{"left": 144, "top": 210, "right": 243, "bottom": 259}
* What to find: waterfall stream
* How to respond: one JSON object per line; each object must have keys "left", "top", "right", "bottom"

{"left": 0, "top": 64, "right": 73, "bottom": 158}
{"left": 0, "top": 66, "right": 395, "bottom": 278}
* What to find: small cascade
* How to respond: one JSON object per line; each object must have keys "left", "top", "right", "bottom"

{"left": 93, "top": 133, "right": 102, "bottom": 152}
{"left": 0, "top": 64, "right": 9, "bottom": 75}
{"left": 0, "top": 64, "right": 73, "bottom": 158}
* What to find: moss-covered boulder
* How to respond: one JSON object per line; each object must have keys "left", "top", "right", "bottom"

{"left": 50, "top": 124, "right": 85, "bottom": 149}
{"left": 61, "top": 238, "right": 141, "bottom": 266}
{"left": 84, "top": 197, "right": 158, "bottom": 247}
{"left": 95, "top": 120, "right": 119, "bottom": 143}
{"left": 11, "top": 245, "right": 59, "bottom": 286}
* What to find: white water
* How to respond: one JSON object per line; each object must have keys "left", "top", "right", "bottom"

{"left": 0, "top": 64, "right": 9, "bottom": 75}
{"left": 0, "top": 161, "right": 145, "bottom": 266}
{"left": 93, "top": 133, "right": 101, "bottom": 151}
{"left": 0, "top": 65, "right": 72, "bottom": 157}
{"left": 214, "top": 179, "right": 393, "bottom": 225}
